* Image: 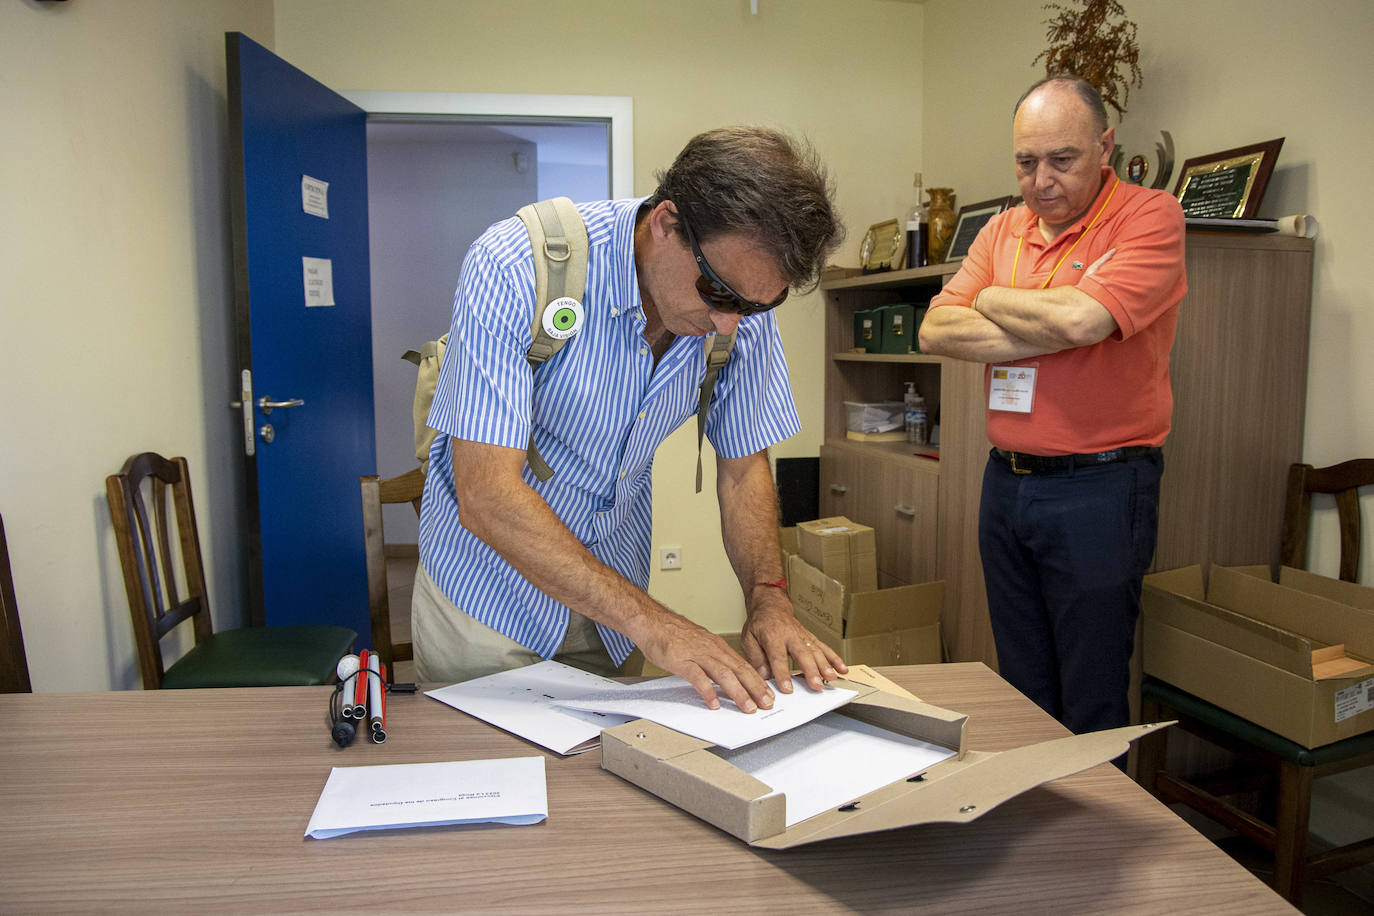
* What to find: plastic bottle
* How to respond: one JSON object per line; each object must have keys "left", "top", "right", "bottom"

{"left": 904, "top": 172, "right": 929, "bottom": 269}
{"left": 904, "top": 382, "right": 927, "bottom": 445}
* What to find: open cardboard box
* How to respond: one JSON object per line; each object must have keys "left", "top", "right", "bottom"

{"left": 601, "top": 679, "right": 1161, "bottom": 848}
{"left": 1142, "top": 564, "right": 1374, "bottom": 747}
{"left": 788, "top": 553, "right": 943, "bottom": 665}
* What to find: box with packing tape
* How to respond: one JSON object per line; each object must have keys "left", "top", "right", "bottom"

{"left": 600, "top": 677, "right": 1162, "bottom": 848}
{"left": 787, "top": 553, "right": 943, "bottom": 666}
{"left": 1142, "top": 564, "right": 1374, "bottom": 748}
{"left": 796, "top": 516, "right": 877, "bottom": 594}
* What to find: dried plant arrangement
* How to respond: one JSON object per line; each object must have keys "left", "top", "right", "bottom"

{"left": 1033, "top": 0, "right": 1142, "bottom": 120}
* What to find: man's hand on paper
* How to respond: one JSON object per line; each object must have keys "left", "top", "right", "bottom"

{"left": 634, "top": 610, "right": 776, "bottom": 713}
{"left": 740, "top": 592, "right": 847, "bottom": 693}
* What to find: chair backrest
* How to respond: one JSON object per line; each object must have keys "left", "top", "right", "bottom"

{"left": 361, "top": 467, "right": 424, "bottom": 674}
{"left": 1281, "top": 459, "right": 1374, "bottom": 582}
{"left": 106, "top": 453, "right": 213, "bottom": 689}
{"left": 1, "top": 514, "right": 33, "bottom": 694}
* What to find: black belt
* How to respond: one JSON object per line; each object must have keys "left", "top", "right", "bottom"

{"left": 994, "top": 446, "right": 1160, "bottom": 475}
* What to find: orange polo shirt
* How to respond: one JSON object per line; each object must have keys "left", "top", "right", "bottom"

{"left": 929, "top": 168, "right": 1187, "bottom": 455}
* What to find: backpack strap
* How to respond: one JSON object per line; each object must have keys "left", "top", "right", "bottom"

{"left": 517, "top": 197, "right": 588, "bottom": 481}
{"left": 695, "top": 331, "right": 737, "bottom": 494}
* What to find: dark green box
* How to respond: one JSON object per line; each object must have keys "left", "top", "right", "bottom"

{"left": 878, "top": 303, "right": 926, "bottom": 354}
{"left": 853, "top": 307, "right": 882, "bottom": 353}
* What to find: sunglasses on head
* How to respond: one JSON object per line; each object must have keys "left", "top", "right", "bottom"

{"left": 675, "top": 209, "right": 788, "bottom": 317}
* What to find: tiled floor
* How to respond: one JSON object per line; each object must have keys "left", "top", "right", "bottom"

{"left": 385, "top": 552, "right": 1372, "bottom": 912}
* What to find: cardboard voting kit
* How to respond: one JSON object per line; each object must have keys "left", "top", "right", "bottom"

{"left": 601, "top": 679, "right": 1160, "bottom": 848}
{"left": 796, "top": 516, "right": 877, "bottom": 594}
{"left": 1142, "top": 564, "right": 1374, "bottom": 747}
{"left": 788, "top": 553, "right": 942, "bottom": 666}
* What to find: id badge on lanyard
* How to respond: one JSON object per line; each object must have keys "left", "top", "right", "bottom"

{"left": 989, "top": 365, "right": 1037, "bottom": 413}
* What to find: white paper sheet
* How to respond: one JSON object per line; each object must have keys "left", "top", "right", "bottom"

{"left": 712, "top": 712, "right": 956, "bottom": 826}
{"left": 557, "top": 675, "right": 857, "bottom": 750}
{"left": 425, "top": 661, "right": 635, "bottom": 755}
{"left": 304, "top": 757, "right": 547, "bottom": 839}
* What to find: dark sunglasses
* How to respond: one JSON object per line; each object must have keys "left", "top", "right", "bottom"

{"left": 676, "top": 209, "right": 788, "bottom": 317}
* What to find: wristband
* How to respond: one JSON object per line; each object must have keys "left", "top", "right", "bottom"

{"left": 756, "top": 578, "right": 788, "bottom": 591}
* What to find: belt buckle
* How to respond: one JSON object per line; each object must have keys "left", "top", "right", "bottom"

{"left": 1009, "top": 452, "right": 1032, "bottom": 475}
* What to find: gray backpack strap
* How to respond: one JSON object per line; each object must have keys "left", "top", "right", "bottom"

{"left": 695, "top": 332, "right": 737, "bottom": 494}
{"left": 516, "top": 197, "right": 588, "bottom": 482}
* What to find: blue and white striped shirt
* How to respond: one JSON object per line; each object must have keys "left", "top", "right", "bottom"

{"left": 418, "top": 197, "right": 801, "bottom": 664}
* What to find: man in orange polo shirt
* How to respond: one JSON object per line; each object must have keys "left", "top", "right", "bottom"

{"left": 919, "top": 75, "right": 1186, "bottom": 738}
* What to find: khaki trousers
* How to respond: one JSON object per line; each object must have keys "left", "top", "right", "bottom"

{"left": 412, "top": 562, "right": 640, "bottom": 683}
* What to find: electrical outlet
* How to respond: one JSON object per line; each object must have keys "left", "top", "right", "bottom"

{"left": 659, "top": 545, "right": 683, "bottom": 570}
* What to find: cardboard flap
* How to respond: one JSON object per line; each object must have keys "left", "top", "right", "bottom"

{"left": 1144, "top": 585, "right": 1320, "bottom": 678}
{"left": 846, "top": 581, "right": 944, "bottom": 637}
{"left": 788, "top": 554, "right": 846, "bottom": 639}
{"left": 1143, "top": 565, "right": 1205, "bottom": 600}
{"left": 753, "top": 724, "right": 1165, "bottom": 849}
{"left": 835, "top": 690, "right": 967, "bottom": 756}
{"left": 1210, "top": 566, "right": 1374, "bottom": 659}
{"left": 1279, "top": 566, "right": 1374, "bottom": 612}
{"left": 600, "top": 719, "right": 785, "bottom": 843}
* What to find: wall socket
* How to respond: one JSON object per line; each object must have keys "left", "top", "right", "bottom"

{"left": 659, "top": 545, "right": 683, "bottom": 570}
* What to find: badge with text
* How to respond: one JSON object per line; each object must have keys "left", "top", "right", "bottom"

{"left": 989, "top": 365, "right": 1037, "bottom": 413}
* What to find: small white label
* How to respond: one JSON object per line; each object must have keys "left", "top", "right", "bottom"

{"left": 302, "top": 175, "right": 329, "bottom": 219}
{"left": 303, "top": 256, "right": 335, "bottom": 308}
{"left": 989, "top": 365, "right": 1037, "bottom": 413}
{"left": 1334, "top": 677, "right": 1374, "bottom": 722}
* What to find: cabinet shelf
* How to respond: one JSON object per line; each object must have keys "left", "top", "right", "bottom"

{"left": 833, "top": 351, "right": 943, "bottom": 365}
{"left": 825, "top": 437, "right": 942, "bottom": 471}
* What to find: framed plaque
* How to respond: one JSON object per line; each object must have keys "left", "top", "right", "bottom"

{"left": 945, "top": 197, "right": 1013, "bottom": 262}
{"left": 1173, "top": 138, "right": 1284, "bottom": 219}
{"left": 859, "top": 218, "right": 905, "bottom": 273}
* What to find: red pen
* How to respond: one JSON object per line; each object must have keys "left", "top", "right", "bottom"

{"left": 352, "top": 648, "right": 370, "bottom": 719}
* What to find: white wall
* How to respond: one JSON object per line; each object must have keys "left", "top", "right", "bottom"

{"left": 1, "top": 0, "right": 274, "bottom": 691}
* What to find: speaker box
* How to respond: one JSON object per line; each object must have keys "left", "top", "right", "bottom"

{"left": 775, "top": 457, "right": 819, "bottom": 527}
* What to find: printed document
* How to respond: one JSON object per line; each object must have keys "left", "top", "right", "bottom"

{"left": 557, "top": 675, "right": 857, "bottom": 749}
{"left": 305, "top": 757, "right": 547, "bottom": 839}
{"left": 426, "top": 661, "right": 635, "bottom": 755}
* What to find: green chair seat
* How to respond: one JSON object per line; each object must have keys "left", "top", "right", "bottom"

{"left": 161, "top": 625, "right": 356, "bottom": 689}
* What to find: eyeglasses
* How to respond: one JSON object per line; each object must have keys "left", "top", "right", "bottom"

{"left": 676, "top": 209, "right": 788, "bottom": 317}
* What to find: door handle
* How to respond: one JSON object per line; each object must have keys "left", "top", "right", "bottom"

{"left": 894, "top": 504, "right": 916, "bottom": 518}
{"left": 829, "top": 483, "right": 848, "bottom": 494}
{"left": 255, "top": 396, "right": 305, "bottom": 414}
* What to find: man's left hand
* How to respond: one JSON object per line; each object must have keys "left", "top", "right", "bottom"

{"left": 739, "top": 593, "right": 847, "bottom": 693}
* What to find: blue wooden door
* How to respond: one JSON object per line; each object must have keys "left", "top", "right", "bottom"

{"left": 226, "top": 33, "right": 374, "bottom": 640}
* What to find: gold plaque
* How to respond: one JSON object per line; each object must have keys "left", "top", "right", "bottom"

{"left": 860, "top": 218, "right": 904, "bottom": 273}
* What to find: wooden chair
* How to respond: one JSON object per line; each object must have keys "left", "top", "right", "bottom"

{"left": 360, "top": 467, "right": 424, "bottom": 676}
{"left": 1138, "top": 458, "right": 1374, "bottom": 904}
{"left": 106, "top": 452, "right": 356, "bottom": 689}
{"left": 1, "top": 514, "right": 33, "bottom": 694}
{"left": 1281, "top": 458, "right": 1374, "bottom": 582}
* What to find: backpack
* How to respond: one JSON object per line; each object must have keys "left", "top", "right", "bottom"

{"left": 406, "top": 197, "right": 734, "bottom": 493}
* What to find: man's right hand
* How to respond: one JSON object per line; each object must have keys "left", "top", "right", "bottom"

{"left": 633, "top": 611, "right": 776, "bottom": 713}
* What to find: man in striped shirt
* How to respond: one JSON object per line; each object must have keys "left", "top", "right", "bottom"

{"left": 415, "top": 127, "right": 847, "bottom": 713}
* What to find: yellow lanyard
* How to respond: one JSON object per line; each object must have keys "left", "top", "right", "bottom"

{"left": 1011, "top": 178, "right": 1120, "bottom": 289}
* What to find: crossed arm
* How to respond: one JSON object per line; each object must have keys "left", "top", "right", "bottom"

{"left": 918, "top": 250, "right": 1119, "bottom": 362}
{"left": 450, "top": 440, "right": 842, "bottom": 711}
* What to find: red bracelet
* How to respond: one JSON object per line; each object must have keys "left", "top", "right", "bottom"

{"left": 756, "top": 578, "right": 788, "bottom": 591}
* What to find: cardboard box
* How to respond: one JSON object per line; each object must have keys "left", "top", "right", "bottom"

{"left": 787, "top": 554, "right": 942, "bottom": 665}
{"left": 797, "top": 516, "right": 877, "bottom": 594}
{"left": 600, "top": 678, "right": 1160, "bottom": 848}
{"left": 1142, "top": 564, "right": 1374, "bottom": 748}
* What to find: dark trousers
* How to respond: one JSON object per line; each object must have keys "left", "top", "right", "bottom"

{"left": 978, "top": 447, "right": 1164, "bottom": 735}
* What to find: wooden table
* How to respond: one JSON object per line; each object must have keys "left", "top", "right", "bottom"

{"left": 0, "top": 663, "right": 1292, "bottom": 913}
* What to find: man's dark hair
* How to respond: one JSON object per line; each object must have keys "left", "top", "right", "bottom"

{"left": 1014, "top": 74, "right": 1110, "bottom": 135}
{"left": 645, "top": 126, "right": 843, "bottom": 293}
